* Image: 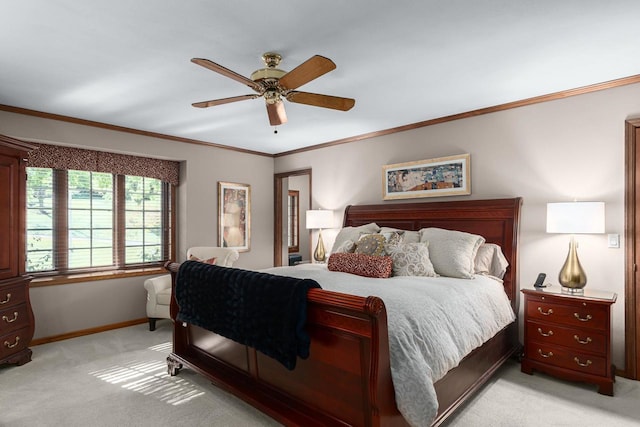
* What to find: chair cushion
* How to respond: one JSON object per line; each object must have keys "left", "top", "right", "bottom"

{"left": 156, "top": 288, "right": 172, "bottom": 306}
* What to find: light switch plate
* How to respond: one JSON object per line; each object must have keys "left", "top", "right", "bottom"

{"left": 608, "top": 233, "right": 620, "bottom": 248}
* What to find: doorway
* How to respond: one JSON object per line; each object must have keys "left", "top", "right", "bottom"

{"left": 274, "top": 169, "right": 312, "bottom": 267}
{"left": 624, "top": 117, "right": 640, "bottom": 380}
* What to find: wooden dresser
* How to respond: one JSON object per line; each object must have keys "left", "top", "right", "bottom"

{"left": 0, "top": 134, "right": 35, "bottom": 366}
{"left": 521, "top": 286, "right": 616, "bottom": 395}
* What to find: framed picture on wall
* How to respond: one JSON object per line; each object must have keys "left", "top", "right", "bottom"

{"left": 218, "top": 181, "right": 251, "bottom": 252}
{"left": 382, "top": 153, "right": 471, "bottom": 200}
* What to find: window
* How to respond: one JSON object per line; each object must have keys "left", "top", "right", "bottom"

{"left": 68, "top": 170, "right": 113, "bottom": 268}
{"left": 26, "top": 167, "right": 174, "bottom": 276}
{"left": 287, "top": 190, "right": 299, "bottom": 253}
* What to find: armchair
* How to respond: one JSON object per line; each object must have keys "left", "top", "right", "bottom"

{"left": 144, "top": 247, "right": 240, "bottom": 331}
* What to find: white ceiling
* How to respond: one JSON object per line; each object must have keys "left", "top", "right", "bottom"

{"left": 2, "top": 1, "right": 640, "bottom": 155}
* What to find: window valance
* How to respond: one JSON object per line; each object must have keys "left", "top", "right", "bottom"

{"left": 27, "top": 142, "right": 180, "bottom": 185}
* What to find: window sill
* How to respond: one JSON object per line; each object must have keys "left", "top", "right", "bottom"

{"left": 30, "top": 266, "right": 167, "bottom": 287}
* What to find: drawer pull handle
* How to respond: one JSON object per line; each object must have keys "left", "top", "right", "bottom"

{"left": 574, "top": 313, "right": 593, "bottom": 322}
{"left": 4, "top": 336, "right": 20, "bottom": 349}
{"left": 537, "top": 328, "right": 554, "bottom": 337}
{"left": 0, "top": 293, "right": 11, "bottom": 304}
{"left": 574, "top": 335, "right": 592, "bottom": 345}
{"left": 537, "top": 349, "right": 554, "bottom": 358}
{"left": 2, "top": 312, "right": 18, "bottom": 323}
{"left": 574, "top": 357, "right": 592, "bottom": 367}
{"left": 537, "top": 307, "right": 553, "bottom": 316}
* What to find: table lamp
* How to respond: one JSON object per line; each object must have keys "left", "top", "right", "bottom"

{"left": 546, "top": 201, "right": 605, "bottom": 292}
{"left": 306, "top": 209, "right": 333, "bottom": 262}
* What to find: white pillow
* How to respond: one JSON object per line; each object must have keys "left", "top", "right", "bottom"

{"left": 333, "top": 239, "right": 356, "bottom": 253}
{"left": 419, "top": 227, "right": 485, "bottom": 279}
{"left": 330, "top": 223, "right": 380, "bottom": 254}
{"left": 386, "top": 242, "right": 437, "bottom": 277}
{"left": 474, "top": 243, "right": 509, "bottom": 279}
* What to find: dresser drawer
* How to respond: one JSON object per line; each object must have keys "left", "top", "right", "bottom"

{"left": 0, "top": 303, "right": 30, "bottom": 334}
{"left": 0, "top": 284, "right": 26, "bottom": 310}
{"left": 526, "top": 299, "right": 608, "bottom": 331}
{"left": 526, "top": 320, "right": 607, "bottom": 355}
{"left": 527, "top": 343, "right": 607, "bottom": 377}
{"left": 0, "top": 326, "right": 30, "bottom": 360}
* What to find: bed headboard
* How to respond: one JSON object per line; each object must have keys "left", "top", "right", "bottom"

{"left": 343, "top": 197, "right": 522, "bottom": 312}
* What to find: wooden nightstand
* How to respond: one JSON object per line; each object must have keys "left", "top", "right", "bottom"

{"left": 521, "top": 286, "right": 617, "bottom": 395}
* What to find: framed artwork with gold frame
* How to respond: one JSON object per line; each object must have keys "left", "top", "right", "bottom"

{"left": 382, "top": 154, "right": 470, "bottom": 200}
{"left": 218, "top": 181, "right": 251, "bottom": 252}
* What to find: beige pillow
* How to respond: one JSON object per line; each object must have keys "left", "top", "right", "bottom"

{"left": 386, "top": 242, "right": 437, "bottom": 277}
{"left": 419, "top": 228, "right": 485, "bottom": 279}
{"left": 331, "top": 223, "right": 380, "bottom": 254}
{"left": 474, "top": 243, "right": 509, "bottom": 279}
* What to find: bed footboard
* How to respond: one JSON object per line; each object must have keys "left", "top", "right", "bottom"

{"left": 166, "top": 262, "right": 406, "bottom": 427}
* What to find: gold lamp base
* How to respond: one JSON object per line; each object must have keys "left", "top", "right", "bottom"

{"left": 313, "top": 229, "right": 327, "bottom": 263}
{"left": 558, "top": 236, "right": 587, "bottom": 292}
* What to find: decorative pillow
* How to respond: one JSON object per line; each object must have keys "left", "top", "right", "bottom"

{"left": 380, "top": 227, "right": 420, "bottom": 244}
{"left": 474, "top": 243, "right": 509, "bottom": 279}
{"left": 386, "top": 242, "right": 437, "bottom": 277}
{"left": 355, "top": 234, "right": 387, "bottom": 256}
{"left": 333, "top": 239, "right": 356, "bottom": 253}
{"left": 380, "top": 231, "right": 404, "bottom": 247}
{"left": 189, "top": 254, "right": 217, "bottom": 265}
{"left": 419, "top": 228, "right": 485, "bottom": 279}
{"left": 330, "top": 223, "right": 380, "bottom": 254}
{"left": 327, "top": 253, "right": 393, "bottom": 278}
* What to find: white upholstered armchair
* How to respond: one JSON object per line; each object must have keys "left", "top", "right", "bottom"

{"left": 144, "top": 247, "right": 240, "bottom": 331}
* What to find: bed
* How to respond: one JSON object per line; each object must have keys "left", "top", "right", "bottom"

{"left": 165, "top": 197, "right": 522, "bottom": 426}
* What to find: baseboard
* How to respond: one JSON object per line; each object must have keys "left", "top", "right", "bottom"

{"left": 30, "top": 318, "right": 149, "bottom": 346}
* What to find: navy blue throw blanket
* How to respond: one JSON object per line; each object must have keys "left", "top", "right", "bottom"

{"left": 175, "top": 261, "right": 321, "bottom": 370}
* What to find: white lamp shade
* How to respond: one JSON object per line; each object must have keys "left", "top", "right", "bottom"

{"left": 546, "top": 202, "right": 605, "bottom": 234}
{"left": 306, "top": 209, "right": 333, "bottom": 229}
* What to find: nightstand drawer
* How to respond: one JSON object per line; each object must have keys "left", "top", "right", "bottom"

{"left": 526, "top": 299, "right": 608, "bottom": 330}
{"left": 0, "top": 284, "right": 26, "bottom": 310}
{"left": 527, "top": 344, "right": 607, "bottom": 377}
{"left": 526, "top": 320, "right": 607, "bottom": 355}
{"left": 0, "top": 303, "right": 30, "bottom": 334}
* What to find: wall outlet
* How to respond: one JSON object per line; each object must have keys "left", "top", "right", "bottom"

{"left": 608, "top": 233, "right": 620, "bottom": 248}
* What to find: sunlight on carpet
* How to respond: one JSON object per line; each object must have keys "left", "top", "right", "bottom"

{"left": 148, "top": 341, "right": 172, "bottom": 353}
{"left": 88, "top": 342, "right": 205, "bottom": 406}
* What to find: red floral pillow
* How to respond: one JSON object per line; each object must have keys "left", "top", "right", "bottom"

{"left": 327, "top": 253, "right": 393, "bottom": 278}
{"left": 189, "top": 254, "right": 217, "bottom": 265}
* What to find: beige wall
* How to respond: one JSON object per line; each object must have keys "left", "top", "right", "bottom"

{"left": 275, "top": 82, "right": 640, "bottom": 368}
{"left": 0, "top": 110, "right": 274, "bottom": 339}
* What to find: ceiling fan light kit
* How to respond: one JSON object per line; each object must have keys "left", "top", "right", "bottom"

{"left": 191, "top": 52, "right": 355, "bottom": 127}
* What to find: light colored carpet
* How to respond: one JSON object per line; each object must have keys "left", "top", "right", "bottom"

{"left": 1, "top": 321, "right": 638, "bottom": 426}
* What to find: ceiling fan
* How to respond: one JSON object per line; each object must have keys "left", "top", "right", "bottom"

{"left": 191, "top": 52, "right": 355, "bottom": 126}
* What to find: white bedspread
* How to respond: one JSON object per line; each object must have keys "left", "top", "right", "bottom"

{"left": 262, "top": 264, "right": 516, "bottom": 427}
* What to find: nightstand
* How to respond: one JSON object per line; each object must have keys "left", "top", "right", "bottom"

{"left": 521, "top": 286, "right": 617, "bottom": 395}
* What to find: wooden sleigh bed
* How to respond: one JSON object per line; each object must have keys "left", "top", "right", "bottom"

{"left": 165, "top": 197, "right": 522, "bottom": 426}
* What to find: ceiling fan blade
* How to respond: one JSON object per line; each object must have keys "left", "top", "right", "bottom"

{"left": 278, "top": 55, "right": 336, "bottom": 90}
{"left": 266, "top": 101, "right": 287, "bottom": 126}
{"left": 191, "top": 58, "right": 262, "bottom": 92}
{"left": 286, "top": 91, "right": 355, "bottom": 111}
{"left": 192, "top": 94, "right": 257, "bottom": 108}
